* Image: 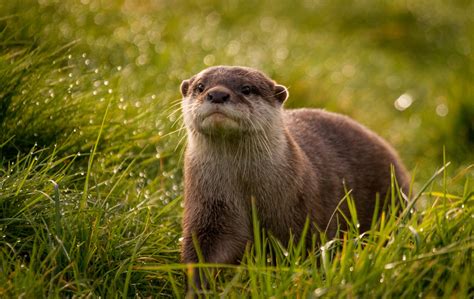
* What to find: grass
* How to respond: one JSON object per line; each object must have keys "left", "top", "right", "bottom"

{"left": 0, "top": 0, "right": 473, "bottom": 297}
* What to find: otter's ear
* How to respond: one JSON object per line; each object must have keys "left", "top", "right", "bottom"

{"left": 274, "top": 84, "right": 288, "bottom": 103}
{"left": 180, "top": 79, "right": 190, "bottom": 97}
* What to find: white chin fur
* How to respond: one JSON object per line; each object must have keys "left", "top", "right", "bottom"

{"left": 193, "top": 102, "right": 245, "bottom": 134}
{"left": 199, "top": 113, "right": 240, "bottom": 133}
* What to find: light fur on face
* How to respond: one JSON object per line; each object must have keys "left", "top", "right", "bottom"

{"left": 182, "top": 91, "right": 287, "bottom": 176}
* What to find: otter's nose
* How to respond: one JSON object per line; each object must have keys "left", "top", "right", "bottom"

{"left": 206, "top": 90, "right": 230, "bottom": 104}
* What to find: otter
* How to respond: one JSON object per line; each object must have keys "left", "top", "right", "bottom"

{"left": 179, "top": 66, "right": 409, "bottom": 290}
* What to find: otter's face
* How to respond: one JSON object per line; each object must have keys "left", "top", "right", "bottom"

{"left": 180, "top": 66, "right": 288, "bottom": 138}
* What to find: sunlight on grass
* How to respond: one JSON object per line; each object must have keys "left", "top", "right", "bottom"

{"left": 0, "top": 0, "right": 473, "bottom": 297}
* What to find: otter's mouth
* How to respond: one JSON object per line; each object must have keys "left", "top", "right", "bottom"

{"left": 204, "top": 111, "right": 228, "bottom": 119}
{"left": 198, "top": 108, "right": 241, "bottom": 134}
{"left": 202, "top": 111, "right": 235, "bottom": 124}
{"left": 201, "top": 108, "right": 237, "bottom": 122}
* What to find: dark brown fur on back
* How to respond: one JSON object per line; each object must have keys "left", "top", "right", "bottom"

{"left": 179, "top": 66, "right": 410, "bottom": 291}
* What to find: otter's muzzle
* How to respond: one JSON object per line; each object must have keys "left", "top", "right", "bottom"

{"left": 206, "top": 88, "right": 230, "bottom": 104}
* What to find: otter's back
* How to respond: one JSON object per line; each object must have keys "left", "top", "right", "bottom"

{"left": 284, "top": 108, "right": 409, "bottom": 230}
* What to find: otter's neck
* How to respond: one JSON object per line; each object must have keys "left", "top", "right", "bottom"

{"left": 187, "top": 128, "right": 289, "bottom": 178}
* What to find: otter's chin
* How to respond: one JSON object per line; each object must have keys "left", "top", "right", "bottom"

{"left": 198, "top": 113, "right": 241, "bottom": 135}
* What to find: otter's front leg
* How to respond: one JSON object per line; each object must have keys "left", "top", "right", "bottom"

{"left": 181, "top": 199, "right": 251, "bottom": 294}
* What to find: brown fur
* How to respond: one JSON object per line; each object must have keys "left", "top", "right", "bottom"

{"left": 179, "top": 66, "right": 410, "bottom": 290}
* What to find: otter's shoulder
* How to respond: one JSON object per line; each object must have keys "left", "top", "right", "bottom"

{"left": 283, "top": 108, "right": 364, "bottom": 133}
{"left": 283, "top": 108, "right": 389, "bottom": 148}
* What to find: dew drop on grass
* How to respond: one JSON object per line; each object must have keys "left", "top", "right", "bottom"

{"left": 356, "top": 223, "right": 360, "bottom": 229}
{"left": 349, "top": 266, "right": 354, "bottom": 272}
{"left": 402, "top": 255, "right": 406, "bottom": 261}
{"left": 394, "top": 93, "right": 413, "bottom": 111}
{"left": 436, "top": 104, "right": 448, "bottom": 117}
{"left": 313, "top": 288, "right": 327, "bottom": 297}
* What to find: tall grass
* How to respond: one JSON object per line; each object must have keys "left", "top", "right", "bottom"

{"left": 1, "top": 0, "right": 473, "bottom": 297}
{"left": 139, "top": 164, "right": 473, "bottom": 298}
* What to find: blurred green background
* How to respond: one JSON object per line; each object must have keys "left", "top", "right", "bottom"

{"left": 1, "top": 0, "right": 473, "bottom": 179}
{"left": 1, "top": 0, "right": 473, "bottom": 297}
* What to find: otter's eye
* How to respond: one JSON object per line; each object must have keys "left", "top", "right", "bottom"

{"left": 241, "top": 85, "right": 252, "bottom": 96}
{"left": 196, "top": 83, "right": 205, "bottom": 93}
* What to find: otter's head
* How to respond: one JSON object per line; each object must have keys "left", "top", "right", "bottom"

{"left": 180, "top": 66, "right": 288, "bottom": 139}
